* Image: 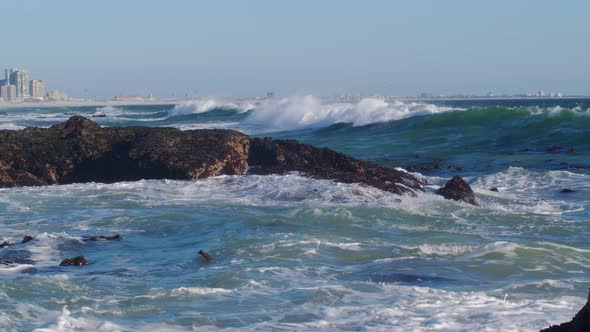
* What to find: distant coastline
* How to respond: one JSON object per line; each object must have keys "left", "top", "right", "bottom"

{"left": 1, "top": 95, "right": 590, "bottom": 110}
{"left": 0, "top": 99, "right": 181, "bottom": 109}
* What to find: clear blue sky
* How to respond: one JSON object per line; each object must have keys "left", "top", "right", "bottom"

{"left": 2, "top": 0, "right": 589, "bottom": 99}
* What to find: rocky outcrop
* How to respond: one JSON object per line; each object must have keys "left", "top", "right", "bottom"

{"left": 0, "top": 116, "right": 250, "bottom": 186}
{"left": 84, "top": 234, "right": 123, "bottom": 241}
{"left": 541, "top": 289, "right": 590, "bottom": 332}
{"left": 248, "top": 137, "right": 425, "bottom": 195}
{"left": 436, "top": 176, "right": 478, "bottom": 205}
{"left": 0, "top": 117, "right": 427, "bottom": 196}
{"left": 21, "top": 235, "right": 34, "bottom": 244}
{"left": 0, "top": 117, "right": 433, "bottom": 197}
{"left": 59, "top": 256, "right": 89, "bottom": 266}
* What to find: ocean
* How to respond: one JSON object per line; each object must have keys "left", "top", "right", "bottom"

{"left": 1, "top": 96, "right": 589, "bottom": 331}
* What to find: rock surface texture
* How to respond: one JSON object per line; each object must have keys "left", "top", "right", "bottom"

{"left": 0, "top": 116, "right": 250, "bottom": 187}
{"left": 435, "top": 176, "right": 478, "bottom": 205}
{"left": 0, "top": 117, "right": 436, "bottom": 198}
{"left": 541, "top": 289, "right": 590, "bottom": 332}
{"left": 59, "top": 256, "right": 90, "bottom": 266}
{"left": 248, "top": 137, "right": 425, "bottom": 195}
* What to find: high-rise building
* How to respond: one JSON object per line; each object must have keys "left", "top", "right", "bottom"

{"left": 0, "top": 85, "right": 17, "bottom": 101}
{"left": 30, "top": 80, "right": 45, "bottom": 98}
{"left": 5, "top": 68, "right": 17, "bottom": 85}
{"left": 13, "top": 69, "right": 30, "bottom": 97}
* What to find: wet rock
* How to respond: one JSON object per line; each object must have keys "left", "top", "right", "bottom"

{"left": 84, "top": 234, "right": 123, "bottom": 241}
{"left": 21, "top": 235, "right": 34, "bottom": 244}
{"left": 447, "top": 165, "right": 464, "bottom": 171}
{"left": 0, "top": 241, "right": 12, "bottom": 248}
{"left": 560, "top": 188, "right": 575, "bottom": 194}
{"left": 0, "top": 117, "right": 425, "bottom": 196}
{"left": 0, "top": 116, "right": 250, "bottom": 187}
{"left": 489, "top": 187, "right": 499, "bottom": 192}
{"left": 59, "top": 256, "right": 89, "bottom": 266}
{"left": 435, "top": 176, "right": 478, "bottom": 206}
{"left": 249, "top": 137, "right": 425, "bottom": 195}
{"left": 541, "top": 289, "right": 590, "bottom": 332}
{"left": 370, "top": 273, "right": 449, "bottom": 284}
{"left": 198, "top": 250, "right": 211, "bottom": 261}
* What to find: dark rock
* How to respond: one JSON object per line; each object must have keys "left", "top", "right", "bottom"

{"left": 571, "top": 164, "right": 586, "bottom": 169}
{"left": 447, "top": 165, "right": 463, "bottom": 171}
{"left": 370, "top": 273, "right": 448, "bottom": 284}
{"left": 489, "top": 187, "right": 499, "bottom": 192}
{"left": 0, "top": 117, "right": 425, "bottom": 197}
{"left": 0, "top": 241, "right": 12, "bottom": 248}
{"left": 59, "top": 256, "right": 89, "bottom": 266}
{"left": 560, "top": 188, "right": 575, "bottom": 194}
{"left": 541, "top": 289, "right": 590, "bottom": 332}
{"left": 435, "top": 176, "right": 478, "bottom": 206}
{"left": 249, "top": 138, "right": 425, "bottom": 195}
{"left": 84, "top": 234, "right": 123, "bottom": 241}
{"left": 21, "top": 235, "right": 34, "bottom": 244}
{"left": 198, "top": 250, "right": 211, "bottom": 261}
{"left": 0, "top": 116, "right": 250, "bottom": 187}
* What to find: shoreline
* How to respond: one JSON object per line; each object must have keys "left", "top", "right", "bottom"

{"left": 0, "top": 99, "right": 185, "bottom": 110}
{"left": 1, "top": 96, "right": 589, "bottom": 110}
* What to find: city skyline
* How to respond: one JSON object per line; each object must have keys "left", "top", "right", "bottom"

{"left": 0, "top": 64, "right": 586, "bottom": 103}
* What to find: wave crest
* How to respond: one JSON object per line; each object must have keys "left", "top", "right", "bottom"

{"left": 243, "top": 95, "right": 457, "bottom": 131}
{"left": 169, "top": 99, "right": 255, "bottom": 116}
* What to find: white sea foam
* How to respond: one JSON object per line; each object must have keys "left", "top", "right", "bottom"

{"left": 404, "top": 243, "right": 476, "bottom": 257}
{"left": 169, "top": 98, "right": 255, "bottom": 116}
{"left": 243, "top": 95, "right": 458, "bottom": 131}
{"left": 170, "top": 287, "right": 235, "bottom": 296}
{"left": 23, "top": 233, "right": 84, "bottom": 268}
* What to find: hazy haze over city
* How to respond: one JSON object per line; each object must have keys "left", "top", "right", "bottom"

{"left": 2, "top": 0, "right": 589, "bottom": 99}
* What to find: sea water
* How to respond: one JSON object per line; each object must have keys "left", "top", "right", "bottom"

{"left": 0, "top": 96, "right": 589, "bottom": 331}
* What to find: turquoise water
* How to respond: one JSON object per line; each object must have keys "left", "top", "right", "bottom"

{"left": 0, "top": 97, "right": 589, "bottom": 331}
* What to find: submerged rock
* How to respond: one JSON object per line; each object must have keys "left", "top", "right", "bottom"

{"left": 560, "top": 188, "right": 575, "bottom": 194}
{"left": 21, "top": 235, "right": 34, "bottom": 244}
{"left": 489, "top": 187, "right": 499, "bottom": 192}
{"left": 0, "top": 241, "right": 12, "bottom": 248}
{"left": 0, "top": 117, "right": 425, "bottom": 196}
{"left": 84, "top": 234, "right": 123, "bottom": 241}
{"left": 541, "top": 289, "right": 590, "bottom": 332}
{"left": 249, "top": 137, "right": 425, "bottom": 195}
{"left": 435, "top": 176, "right": 478, "bottom": 206}
{"left": 59, "top": 256, "right": 89, "bottom": 266}
{"left": 370, "top": 273, "right": 449, "bottom": 284}
{"left": 198, "top": 250, "right": 211, "bottom": 261}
